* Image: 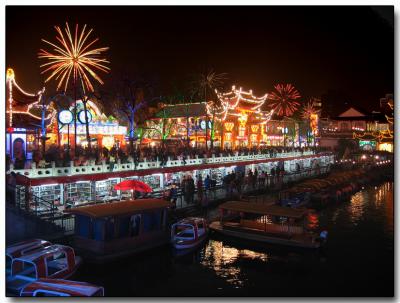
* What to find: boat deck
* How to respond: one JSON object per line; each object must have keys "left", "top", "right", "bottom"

{"left": 210, "top": 221, "right": 319, "bottom": 249}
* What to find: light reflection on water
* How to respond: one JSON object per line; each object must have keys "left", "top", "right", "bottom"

{"left": 347, "top": 191, "right": 365, "bottom": 224}
{"left": 200, "top": 240, "right": 269, "bottom": 287}
{"left": 78, "top": 181, "right": 393, "bottom": 296}
{"left": 198, "top": 181, "right": 394, "bottom": 292}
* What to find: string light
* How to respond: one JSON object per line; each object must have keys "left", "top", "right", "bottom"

{"left": 6, "top": 68, "right": 55, "bottom": 128}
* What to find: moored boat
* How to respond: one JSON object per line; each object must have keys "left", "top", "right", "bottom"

{"left": 171, "top": 217, "right": 208, "bottom": 250}
{"left": 6, "top": 239, "right": 52, "bottom": 276}
{"left": 7, "top": 244, "right": 82, "bottom": 294}
{"left": 209, "top": 201, "right": 322, "bottom": 249}
{"left": 20, "top": 279, "right": 104, "bottom": 297}
{"left": 65, "top": 199, "right": 172, "bottom": 262}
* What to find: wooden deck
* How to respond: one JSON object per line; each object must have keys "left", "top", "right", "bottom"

{"left": 209, "top": 221, "right": 319, "bottom": 249}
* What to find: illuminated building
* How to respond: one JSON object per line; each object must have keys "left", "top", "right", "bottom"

{"left": 145, "top": 86, "right": 274, "bottom": 149}
{"left": 320, "top": 103, "right": 393, "bottom": 152}
{"left": 213, "top": 86, "right": 273, "bottom": 148}
{"left": 58, "top": 100, "right": 127, "bottom": 150}
{"left": 6, "top": 68, "right": 57, "bottom": 159}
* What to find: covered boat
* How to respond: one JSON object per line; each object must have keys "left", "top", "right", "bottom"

{"left": 7, "top": 244, "right": 82, "bottom": 294}
{"left": 20, "top": 279, "right": 104, "bottom": 297}
{"left": 6, "top": 239, "right": 52, "bottom": 276}
{"left": 209, "top": 201, "right": 321, "bottom": 249}
{"left": 171, "top": 217, "right": 208, "bottom": 250}
{"left": 65, "top": 199, "right": 172, "bottom": 261}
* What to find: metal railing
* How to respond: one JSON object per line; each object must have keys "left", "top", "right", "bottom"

{"left": 8, "top": 184, "right": 75, "bottom": 234}
{"left": 8, "top": 150, "right": 325, "bottom": 179}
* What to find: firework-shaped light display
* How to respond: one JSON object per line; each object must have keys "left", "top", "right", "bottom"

{"left": 38, "top": 22, "right": 110, "bottom": 93}
{"left": 268, "top": 84, "right": 301, "bottom": 117}
{"left": 301, "top": 98, "right": 321, "bottom": 120}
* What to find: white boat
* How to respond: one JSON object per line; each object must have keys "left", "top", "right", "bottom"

{"left": 20, "top": 278, "right": 104, "bottom": 297}
{"left": 171, "top": 217, "right": 208, "bottom": 250}
{"left": 7, "top": 244, "right": 82, "bottom": 294}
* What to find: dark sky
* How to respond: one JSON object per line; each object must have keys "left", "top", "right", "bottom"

{"left": 6, "top": 6, "right": 394, "bottom": 112}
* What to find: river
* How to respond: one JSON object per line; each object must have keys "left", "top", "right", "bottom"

{"left": 76, "top": 181, "right": 394, "bottom": 297}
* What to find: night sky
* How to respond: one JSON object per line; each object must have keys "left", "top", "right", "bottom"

{"left": 6, "top": 6, "right": 394, "bottom": 113}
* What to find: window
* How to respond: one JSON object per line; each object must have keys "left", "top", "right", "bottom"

{"left": 340, "top": 122, "right": 350, "bottom": 131}
{"left": 130, "top": 214, "right": 141, "bottom": 237}
{"left": 46, "top": 252, "right": 68, "bottom": 277}
{"left": 13, "top": 261, "right": 37, "bottom": 278}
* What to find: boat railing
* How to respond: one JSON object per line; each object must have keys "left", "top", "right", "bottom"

{"left": 239, "top": 219, "right": 304, "bottom": 235}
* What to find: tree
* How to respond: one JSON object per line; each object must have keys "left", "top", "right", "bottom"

{"left": 111, "top": 75, "right": 159, "bottom": 152}
{"left": 145, "top": 107, "right": 177, "bottom": 149}
{"left": 189, "top": 69, "right": 227, "bottom": 150}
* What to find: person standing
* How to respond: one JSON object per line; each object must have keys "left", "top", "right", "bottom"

{"left": 187, "top": 176, "right": 195, "bottom": 205}
{"left": 196, "top": 175, "right": 203, "bottom": 204}
{"left": 169, "top": 184, "right": 178, "bottom": 209}
{"left": 109, "top": 153, "right": 115, "bottom": 172}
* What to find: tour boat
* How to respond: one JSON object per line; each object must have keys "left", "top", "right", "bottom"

{"left": 7, "top": 244, "right": 82, "bottom": 294}
{"left": 209, "top": 201, "right": 322, "bottom": 249}
{"left": 65, "top": 199, "right": 172, "bottom": 262}
{"left": 6, "top": 239, "right": 52, "bottom": 276}
{"left": 20, "top": 279, "right": 104, "bottom": 297}
{"left": 171, "top": 217, "right": 208, "bottom": 250}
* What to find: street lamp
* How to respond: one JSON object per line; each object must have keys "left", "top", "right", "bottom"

{"left": 281, "top": 127, "right": 288, "bottom": 147}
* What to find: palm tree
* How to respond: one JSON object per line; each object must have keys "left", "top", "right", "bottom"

{"left": 190, "top": 69, "right": 227, "bottom": 150}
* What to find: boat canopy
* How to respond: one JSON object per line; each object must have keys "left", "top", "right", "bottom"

{"left": 65, "top": 199, "right": 172, "bottom": 218}
{"left": 12, "top": 245, "right": 72, "bottom": 263}
{"left": 219, "top": 201, "right": 306, "bottom": 219}
{"left": 7, "top": 239, "right": 51, "bottom": 257}
{"left": 176, "top": 217, "right": 205, "bottom": 226}
{"left": 20, "top": 279, "right": 104, "bottom": 297}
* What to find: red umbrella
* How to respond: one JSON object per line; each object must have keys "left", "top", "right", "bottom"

{"left": 114, "top": 180, "right": 153, "bottom": 193}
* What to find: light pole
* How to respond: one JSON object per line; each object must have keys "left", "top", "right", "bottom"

{"left": 281, "top": 127, "right": 288, "bottom": 147}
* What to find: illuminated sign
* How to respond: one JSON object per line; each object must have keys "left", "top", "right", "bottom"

{"left": 200, "top": 120, "right": 212, "bottom": 130}
{"left": 358, "top": 140, "right": 376, "bottom": 149}
{"left": 78, "top": 110, "right": 93, "bottom": 124}
{"left": 58, "top": 110, "right": 74, "bottom": 124}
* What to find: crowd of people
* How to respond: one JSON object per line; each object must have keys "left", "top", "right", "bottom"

{"left": 8, "top": 143, "right": 325, "bottom": 171}
{"left": 161, "top": 163, "right": 292, "bottom": 210}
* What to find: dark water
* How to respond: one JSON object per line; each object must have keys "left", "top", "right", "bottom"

{"left": 76, "top": 181, "right": 394, "bottom": 297}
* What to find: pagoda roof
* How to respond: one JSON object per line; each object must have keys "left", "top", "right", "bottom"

{"left": 216, "top": 86, "right": 268, "bottom": 112}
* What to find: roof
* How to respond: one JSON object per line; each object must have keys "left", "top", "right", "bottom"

{"left": 65, "top": 199, "right": 172, "bottom": 218}
{"left": 219, "top": 201, "right": 306, "bottom": 218}
{"left": 22, "top": 279, "right": 103, "bottom": 296}
{"left": 333, "top": 113, "right": 388, "bottom": 123}
{"left": 176, "top": 217, "right": 205, "bottom": 225}
{"left": 14, "top": 245, "right": 70, "bottom": 263}
{"left": 154, "top": 103, "right": 206, "bottom": 118}
{"left": 7, "top": 239, "right": 51, "bottom": 256}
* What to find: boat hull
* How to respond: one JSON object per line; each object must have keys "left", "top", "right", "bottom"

{"left": 173, "top": 234, "right": 208, "bottom": 250}
{"left": 209, "top": 221, "right": 320, "bottom": 249}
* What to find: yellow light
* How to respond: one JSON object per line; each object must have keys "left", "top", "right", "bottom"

{"left": 251, "top": 125, "right": 259, "bottom": 133}
{"left": 6, "top": 68, "right": 15, "bottom": 80}
{"left": 224, "top": 122, "right": 234, "bottom": 132}
{"left": 102, "top": 136, "right": 115, "bottom": 149}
